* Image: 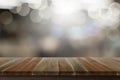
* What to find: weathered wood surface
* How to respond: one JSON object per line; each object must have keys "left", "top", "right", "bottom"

{"left": 0, "top": 57, "right": 119, "bottom": 76}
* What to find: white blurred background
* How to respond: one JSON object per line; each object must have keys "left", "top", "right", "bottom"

{"left": 0, "top": 0, "right": 119, "bottom": 57}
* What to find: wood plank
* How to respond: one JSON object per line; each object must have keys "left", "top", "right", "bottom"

{"left": 33, "top": 58, "right": 59, "bottom": 75}
{"left": 17, "top": 58, "right": 41, "bottom": 75}
{"left": 97, "top": 58, "right": 120, "bottom": 72}
{"left": 78, "top": 58, "right": 103, "bottom": 72}
{"left": 87, "top": 58, "right": 114, "bottom": 71}
{"left": 65, "top": 58, "right": 87, "bottom": 75}
{"left": 3, "top": 58, "right": 32, "bottom": 75}
{"left": 0, "top": 58, "right": 14, "bottom": 66}
{"left": 58, "top": 58, "right": 74, "bottom": 75}
{"left": 86, "top": 58, "right": 115, "bottom": 75}
{"left": 77, "top": 58, "right": 116, "bottom": 75}
{"left": 4, "top": 58, "right": 32, "bottom": 71}
{"left": 0, "top": 58, "right": 23, "bottom": 72}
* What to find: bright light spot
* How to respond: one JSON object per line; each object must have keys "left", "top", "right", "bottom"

{"left": 10, "top": 6, "right": 22, "bottom": 14}
{"left": 38, "top": 7, "right": 52, "bottom": 20}
{"left": 40, "top": 37, "right": 60, "bottom": 53}
{"left": 18, "top": 4, "right": 30, "bottom": 16}
{"left": 68, "top": 27, "right": 85, "bottom": 40}
{"left": 0, "top": 0, "right": 21, "bottom": 9}
{"left": 52, "top": 0, "right": 80, "bottom": 16}
{"left": 30, "top": 10, "right": 42, "bottom": 23}
{"left": 68, "top": 24, "right": 101, "bottom": 40}
{"left": 28, "top": 0, "right": 49, "bottom": 10}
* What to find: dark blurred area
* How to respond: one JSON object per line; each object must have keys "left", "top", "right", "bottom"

{"left": 0, "top": 0, "right": 119, "bottom": 57}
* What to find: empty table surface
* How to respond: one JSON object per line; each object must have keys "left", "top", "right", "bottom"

{"left": 0, "top": 57, "right": 119, "bottom": 76}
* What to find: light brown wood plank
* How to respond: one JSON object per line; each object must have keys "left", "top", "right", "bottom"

{"left": 4, "top": 58, "right": 32, "bottom": 71}
{"left": 78, "top": 58, "right": 103, "bottom": 72}
{"left": 17, "top": 58, "right": 41, "bottom": 75}
{"left": 58, "top": 58, "right": 74, "bottom": 75}
{"left": 77, "top": 58, "right": 116, "bottom": 75}
{"left": 3, "top": 58, "right": 32, "bottom": 75}
{"left": 33, "top": 58, "right": 59, "bottom": 75}
{"left": 0, "top": 58, "right": 22, "bottom": 71}
{"left": 66, "top": 58, "right": 87, "bottom": 75}
{"left": 87, "top": 58, "right": 113, "bottom": 71}
{"left": 98, "top": 58, "right": 120, "bottom": 72}
{"left": 0, "top": 58, "right": 14, "bottom": 66}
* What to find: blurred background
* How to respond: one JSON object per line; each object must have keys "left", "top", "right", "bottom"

{"left": 0, "top": 0, "right": 119, "bottom": 57}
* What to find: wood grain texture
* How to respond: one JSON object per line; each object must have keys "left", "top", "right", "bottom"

{"left": 0, "top": 57, "right": 119, "bottom": 76}
{"left": 33, "top": 58, "right": 59, "bottom": 75}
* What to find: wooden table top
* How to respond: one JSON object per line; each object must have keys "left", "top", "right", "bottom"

{"left": 0, "top": 57, "right": 120, "bottom": 76}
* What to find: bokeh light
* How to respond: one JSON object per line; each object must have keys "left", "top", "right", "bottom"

{"left": 0, "top": 11, "right": 13, "bottom": 25}
{"left": 18, "top": 3, "right": 30, "bottom": 16}
{"left": 0, "top": 0, "right": 119, "bottom": 57}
